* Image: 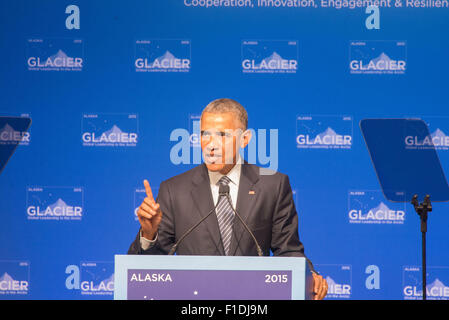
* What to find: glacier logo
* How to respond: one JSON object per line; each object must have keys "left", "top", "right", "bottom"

{"left": 0, "top": 261, "right": 30, "bottom": 296}
{"left": 135, "top": 39, "right": 191, "bottom": 72}
{"left": 316, "top": 265, "right": 352, "bottom": 299}
{"left": 403, "top": 266, "right": 449, "bottom": 300}
{"left": 26, "top": 186, "right": 83, "bottom": 221}
{"left": 65, "top": 262, "right": 114, "bottom": 297}
{"left": 27, "top": 38, "right": 83, "bottom": 71}
{"left": 349, "top": 41, "right": 406, "bottom": 74}
{"left": 242, "top": 40, "right": 298, "bottom": 74}
{"left": 0, "top": 123, "right": 30, "bottom": 146}
{"left": 82, "top": 113, "right": 138, "bottom": 147}
{"left": 296, "top": 115, "right": 353, "bottom": 149}
{"left": 80, "top": 262, "right": 114, "bottom": 296}
{"left": 348, "top": 190, "right": 406, "bottom": 225}
{"left": 405, "top": 128, "right": 449, "bottom": 151}
{"left": 326, "top": 276, "right": 352, "bottom": 299}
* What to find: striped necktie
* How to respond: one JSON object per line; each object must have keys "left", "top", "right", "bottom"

{"left": 216, "top": 175, "right": 234, "bottom": 255}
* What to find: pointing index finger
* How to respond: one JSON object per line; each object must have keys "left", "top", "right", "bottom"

{"left": 143, "top": 179, "right": 154, "bottom": 201}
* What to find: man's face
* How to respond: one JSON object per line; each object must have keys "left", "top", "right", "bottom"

{"left": 200, "top": 112, "right": 249, "bottom": 174}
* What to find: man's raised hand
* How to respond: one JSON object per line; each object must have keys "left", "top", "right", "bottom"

{"left": 136, "top": 179, "right": 162, "bottom": 240}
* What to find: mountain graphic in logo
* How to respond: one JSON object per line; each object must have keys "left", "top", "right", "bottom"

{"left": 370, "top": 201, "right": 390, "bottom": 212}
{"left": 0, "top": 123, "right": 17, "bottom": 142}
{"left": 48, "top": 198, "right": 69, "bottom": 211}
{"left": 256, "top": 52, "right": 283, "bottom": 67}
{"left": 0, "top": 272, "right": 14, "bottom": 282}
{"left": 154, "top": 50, "right": 176, "bottom": 62}
{"left": 0, "top": 123, "right": 14, "bottom": 135}
{"left": 325, "top": 276, "right": 338, "bottom": 286}
{"left": 369, "top": 52, "right": 392, "bottom": 66}
{"left": 102, "top": 124, "right": 124, "bottom": 136}
{"left": 0, "top": 123, "right": 29, "bottom": 144}
{"left": 428, "top": 278, "right": 446, "bottom": 291}
{"left": 431, "top": 128, "right": 447, "bottom": 139}
{"left": 315, "top": 127, "right": 338, "bottom": 140}
{"left": 49, "top": 49, "right": 70, "bottom": 61}
{"left": 358, "top": 202, "right": 391, "bottom": 218}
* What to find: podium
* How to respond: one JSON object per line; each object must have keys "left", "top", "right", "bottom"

{"left": 114, "top": 255, "right": 313, "bottom": 300}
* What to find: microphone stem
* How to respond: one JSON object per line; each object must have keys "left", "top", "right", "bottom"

{"left": 226, "top": 195, "right": 263, "bottom": 257}
{"left": 168, "top": 189, "right": 263, "bottom": 257}
{"left": 168, "top": 194, "right": 224, "bottom": 255}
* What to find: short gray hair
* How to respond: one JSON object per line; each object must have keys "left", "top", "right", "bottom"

{"left": 201, "top": 98, "right": 248, "bottom": 130}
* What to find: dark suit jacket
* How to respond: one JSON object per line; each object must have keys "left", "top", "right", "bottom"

{"left": 128, "top": 163, "right": 315, "bottom": 272}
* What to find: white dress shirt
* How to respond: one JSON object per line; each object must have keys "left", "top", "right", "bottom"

{"left": 140, "top": 157, "right": 243, "bottom": 250}
{"left": 208, "top": 159, "right": 241, "bottom": 209}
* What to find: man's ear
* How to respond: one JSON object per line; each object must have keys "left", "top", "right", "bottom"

{"left": 239, "top": 129, "right": 252, "bottom": 148}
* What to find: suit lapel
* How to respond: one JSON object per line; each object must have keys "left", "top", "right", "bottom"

{"left": 190, "top": 164, "right": 225, "bottom": 255}
{"left": 229, "top": 163, "right": 260, "bottom": 256}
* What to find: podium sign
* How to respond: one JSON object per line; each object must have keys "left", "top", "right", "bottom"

{"left": 114, "top": 255, "right": 313, "bottom": 300}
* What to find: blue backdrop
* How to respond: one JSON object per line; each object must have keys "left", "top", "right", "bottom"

{"left": 1, "top": 0, "right": 449, "bottom": 300}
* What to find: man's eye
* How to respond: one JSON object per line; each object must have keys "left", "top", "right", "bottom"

{"left": 201, "top": 131, "right": 232, "bottom": 138}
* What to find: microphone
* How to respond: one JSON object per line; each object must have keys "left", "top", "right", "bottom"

{"left": 220, "top": 184, "right": 264, "bottom": 257}
{"left": 168, "top": 184, "right": 229, "bottom": 255}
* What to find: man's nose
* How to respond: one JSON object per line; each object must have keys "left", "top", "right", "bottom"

{"left": 208, "top": 135, "right": 223, "bottom": 148}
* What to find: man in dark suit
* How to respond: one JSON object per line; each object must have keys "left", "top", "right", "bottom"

{"left": 128, "top": 98, "right": 327, "bottom": 299}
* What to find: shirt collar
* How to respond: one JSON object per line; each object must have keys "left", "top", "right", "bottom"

{"left": 207, "top": 155, "right": 242, "bottom": 186}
